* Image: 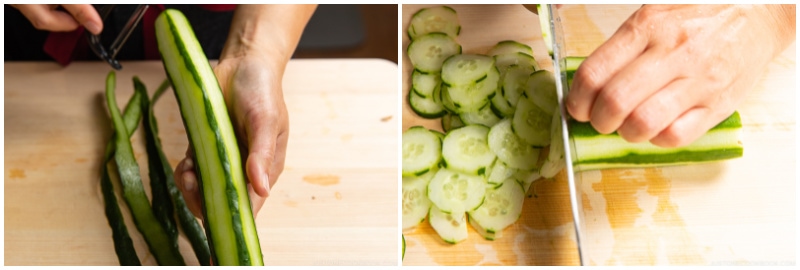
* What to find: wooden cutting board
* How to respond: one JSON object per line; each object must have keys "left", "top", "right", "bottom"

{"left": 402, "top": 4, "right": 796, "bottom": 266}
{"left": 4, "top": 59, "right": 398, "bottom": 266}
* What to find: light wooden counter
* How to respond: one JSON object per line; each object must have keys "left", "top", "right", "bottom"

{"left": 4, "top": 59, "right": 399, "bottom": 266}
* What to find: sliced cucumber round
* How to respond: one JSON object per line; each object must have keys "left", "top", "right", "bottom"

{"left": 442, "top": 125, "right": 496, "bottom": 175}
{"left": 486, "top": 159, "right": 518, "bottom": 186}
{"left": 409, "top": 89, "right": 446, "bottom": 119}
{"left": 540, "top": 111, "right": 565, "bottom": 178}
{"left": 488, "top": 40, "right": 533, "bottom": 56}
{"left": 402, "top": 174, "right": 433, "bottom": 231}
{"left": 468, "top": 178, "right": 524, "bottom": 235}
{"left": 427, "top": 168, "right": 486, "bottom": 214}
{"left": 490, "top": 87, "right": 515, "bottom": 118}
{"left": 488, "top": 118, "right": 541, "bottom": 170}
{"left": 429, "top": 205, "right": 467, "bottom": 244}
{"left": 459, "top": 104, "right": 501, "bottom": 127}
{"left": 408, "top": 33, "right": 462, "bottom": 74}
{"left": 501, "top": 65, "right": 533, "bottom": 111}
{"left": 514, "top": 169, "right": 541, "bottom": 193}
{"left": 411, "top": 70, "right": 441, "bottom": 98}
{"left": 446, "top": 66, "right": 499, "bottom": 113}
{"left": 441, "top": 112, "right": 465, "bottom": 133}
{"left": 494, "top": 52, "right": 539, "bottom": 75}
{"left": 408, "top": 6, "right": 461, "bottom": 40}
{"left": 468, "top": 214, "right": 498, "bottom": 240}
{"left": 402, "top": 126, "right": 442, "bottom": 176}
{"left": 525, "top": 70, "right": 558, "bottom": 115}
{"left": 441, "top": 54, "right": 495, "bottom": 86}
{"left": 512, "top": 96, "right": 552, "bottom": 147}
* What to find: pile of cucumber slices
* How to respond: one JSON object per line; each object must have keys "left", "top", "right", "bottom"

{"left": 403, "top": 6, "right": 564, "bottom": 244}
{"left": 402, "top": 5, "right": 744, "bottom": 246}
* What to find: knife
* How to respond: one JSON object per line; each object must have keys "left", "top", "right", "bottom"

{"left": 543, "top": 4, "right": 587, "bottom": 266}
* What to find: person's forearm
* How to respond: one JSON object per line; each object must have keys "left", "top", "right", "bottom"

{"left": 220, "top": 4, "right": 317, "bottom": 74}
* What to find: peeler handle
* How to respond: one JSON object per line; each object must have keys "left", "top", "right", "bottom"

{"left": 87, "top": 4, "right": 149, "bottom": 70}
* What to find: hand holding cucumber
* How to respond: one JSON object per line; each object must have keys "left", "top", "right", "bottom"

{"left": 568, "top": 4, "right": 795, "bottom": 147}
{"left": 173, "top": 5, "right": 315, "bottom": 218}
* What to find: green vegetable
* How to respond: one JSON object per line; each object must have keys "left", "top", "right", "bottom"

{"left": 563, "top": 57, "right": 744, "bottom": 171}
{"left": 155, "top": 9, "right": 263, "bottom": 266}
{"left": 105, "top": 71, "right": 186, "bottom": 266}
{"left": 100, "top": 86, "right": 143, "bottom": 266}
{"left": 139, "top": 78, "right": 211, "bottom": 265}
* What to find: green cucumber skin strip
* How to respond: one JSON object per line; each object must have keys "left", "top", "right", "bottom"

{"left": 153, "top": 79, "right": 212, "bottom": 265}
{"left": 574, "top": 147, "right": 743, "bottom": 170}
{"left": 100, "top": 89, "right": 143, "bottom": 266}
{"left": 157, "top": 9, "right": 262, "bottom": 266}
{"left": 144, "top": 78, "right": 213, "bottom": 266}
{"left": 105, "top": 71, "right": 186, "bottom": 266}
{"left": 135, "top": 78, "right": 180, "bottom": 253}
{"left": 569, "top": 111, "right": 741, "bottom": 138}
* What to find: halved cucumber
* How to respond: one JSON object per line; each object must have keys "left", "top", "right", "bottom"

{"left": 427, "top": 168, "right": 486, "bottom": 214}
{"left": 429, "top": 205, "right": 468, "bottom": 244}
{"left": 468, "top": 178, "right": 525, "bottom": 236}
{"left": 408, "top": 6, "right": 461, "bottom": 40}
{"left": 441, "top": 54, "right": 495, "bottom": 86}
{"left": 402, "top": 174, "right": 433, "bottom": 231}
{"left": 537, "top": 4, "right": 553, "bottom": 56}
{"left": 459, "top": 104, "right": 501, "bottom": 127}
{"left": 411, "top": 70, "right": 441, "bottom": 98}
{"left": 524, "top": 70, "right": 558, "bottom": 115}
{"left": 156, "top": 9, "right": 260, "bottom": 265}
{"left": 446, "top": 66, "right": 499, "bottom": 112}
{"left": 442, "top": 125, "right": 496, "bottom": 175}
{"left": 570, "top": 112, "right": 744, "bottom": 171}
{"left": 488, "top": 118, "right": 540, "bottom": 170}
{"left": 488, "top": 40, "right": 533, "bottom": 56}
{"left": 408, "top": 33, "right": 462, "bottom": 73}
{"left": 512, "top": 96, "right": 552, "bottom": 147}
{"left": 409, "top": 89, "right": 446, "bottom": 119}
{"left": 402, "top": 126, "right": 442, "bottom": 176}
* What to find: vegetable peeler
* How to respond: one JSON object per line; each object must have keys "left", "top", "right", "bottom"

{"left": 87, "top": 4, "right": 149, "bottom": 70}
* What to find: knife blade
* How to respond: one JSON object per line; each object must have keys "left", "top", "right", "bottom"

{"left": 546, "top": 4, "right": 587, "bottom": 266}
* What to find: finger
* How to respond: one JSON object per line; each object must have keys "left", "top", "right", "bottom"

{"left": 16, "top": 5, "right": 81, "bottom": 32}
{"left": 243, "top": 109, "right": 283, "bottom": 198}
{"left": 174, "top": 157, "right": 204, "bottom": 218}
{"left": 650, "top": 107, "right": 722, "bottom": 148}
{"left": 589, "top": 47, "right": 684, "bottom": 134}
{"left": 61, "top": 4, "right": 103, "bottom": 34}
{"left": 616, "top": 78, "right": 699, "bottom": 143}
{"left": 566, "top": 10, "right": 650, "bottom": 122}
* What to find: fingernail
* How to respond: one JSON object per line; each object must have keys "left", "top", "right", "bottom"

{"left": 184, "top": 158, "right": 193, "bottom": 170}
{"left": 84, "top": 21, "right": 101, "bottom": 35}
{"left": 262, "top": 173, "right": 270, "bottom": 196}
{"left": 184, "top": 173, "right": 197, "bottom": 192}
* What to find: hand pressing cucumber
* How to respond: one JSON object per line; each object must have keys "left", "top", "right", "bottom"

{"left": 565, "top": 5, "right": 795, "bottom": 147}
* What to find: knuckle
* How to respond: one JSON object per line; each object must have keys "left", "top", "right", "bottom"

{"left": 574, "top": 62, "right": 603, "bottom": 91}
{"left": 598, "top": 90, "right": 628, "bottom": 117}
{"left": 30, "top": 16, "right": 53, "bottom": 30}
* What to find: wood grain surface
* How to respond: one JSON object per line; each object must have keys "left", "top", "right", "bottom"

{"left": 4, "top": 59, "right": 399, "bottom": 266}
{"left": 401, "top": 4, "right": 796, "bottom": 266}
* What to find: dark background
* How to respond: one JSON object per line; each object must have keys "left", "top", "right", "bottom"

{"left": 4, "top": 4, "right": 397, "bottom": 64}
